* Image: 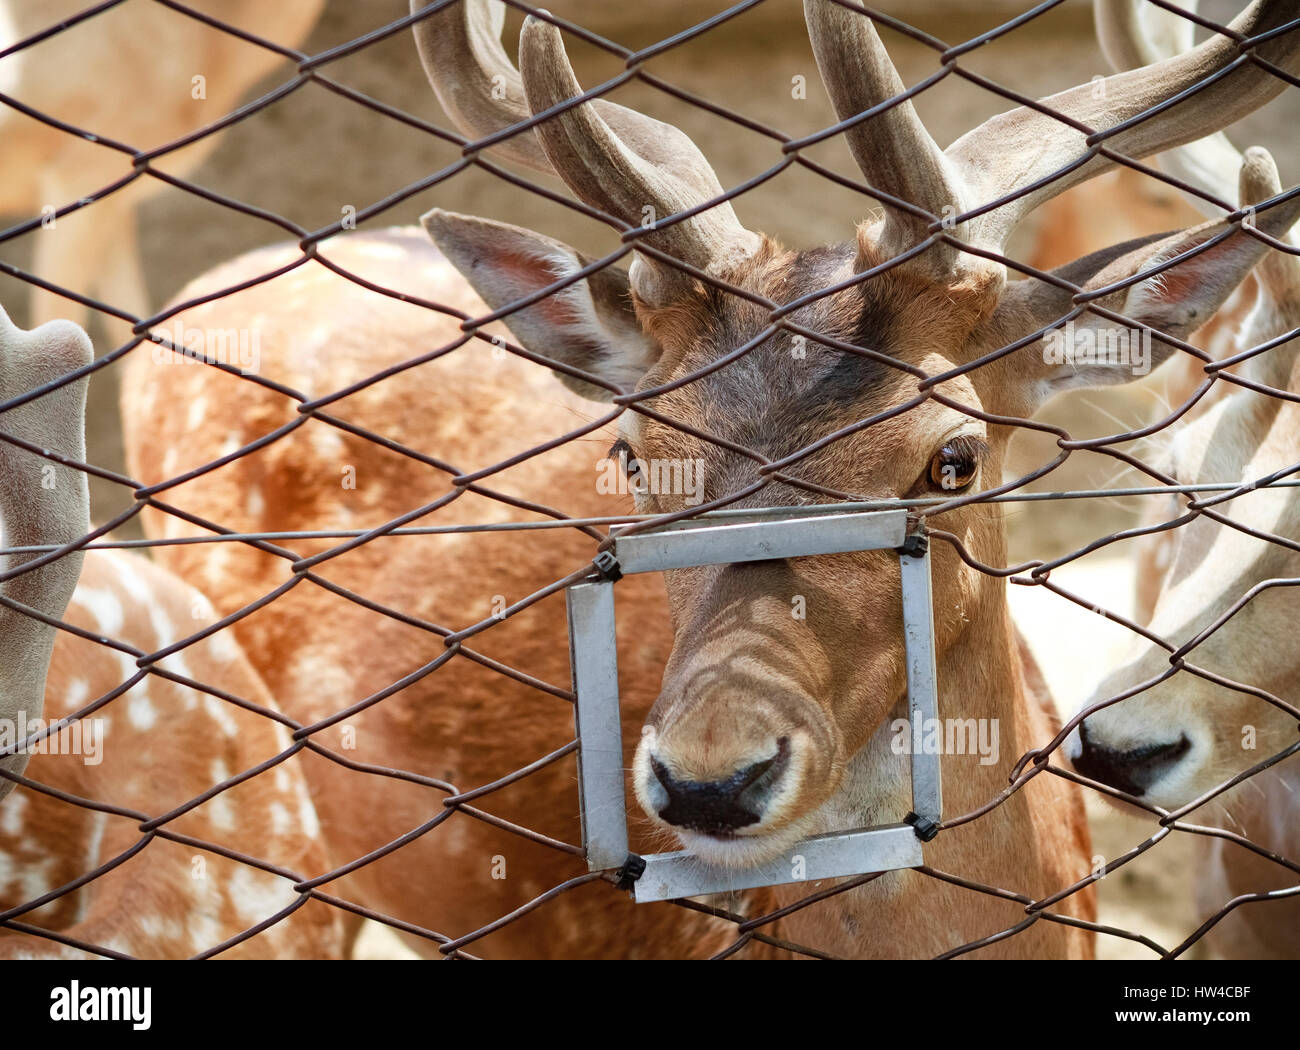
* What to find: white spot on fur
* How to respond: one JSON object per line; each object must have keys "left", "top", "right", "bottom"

{"left": 298, "top": 794, "right": 321, "bottom": 840}
{"left": 0, "top": 851, "right": 52, "bottom": 903}
{"left": 207, "top": 790, "right": 237, "bottom": 835}
{"left": 204, "top": 544, "right": 234, "bottom": 592}
{"left": 146, "top": 604, "right": 177, "bottom": 649}
{"left": 126, "top": 692, "right": 157, "bottom": 731}
{"left": 138, "top": 913, "right": 185, "bottom": 944}
{"left": 268, "top": 802, "right": 292, "bottom": 836}
{"left": 308, "top": 425, "right": 344, "bottom": 459}
{"left": 270, "top": 722, "right": 294, "bottom": 753}
{"left": 0, "top": 791, "right": 28, "bottom": 836}
{"left": 186, "top": 912, "right": 222, "bottom": 951}
{"left": 61, "top": 678, "right": 90, "bottom": 713}
{"left": 203, "top": 696, "right": 241, "bottom": 739}
{"left": 229, "top": 867, "right": 297, "bottom": 923}
{"left": 209, "top": 630, "right": 242, "bottom": 664}
{"left": 186, "top": 396, "right": 209, "bottom": 430}
{"left": 109, "top": 555, "right": 153, "bottom": 606}
{"left": 72, "top": 587, "right": 124, "bottom": 635}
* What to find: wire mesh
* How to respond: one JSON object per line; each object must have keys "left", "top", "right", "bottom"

{"left": 0, "top": 0, "right": 1297, "bottom": 959}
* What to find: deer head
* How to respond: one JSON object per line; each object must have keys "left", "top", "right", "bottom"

{"left": 1070, "top": 2, "right": 1300, "bottom": 809}
{"left": 414, "top": 0, "right": 1300, "bottom": 864}
{"left": 0, "top": 307, "right": 92, "bottom": 801}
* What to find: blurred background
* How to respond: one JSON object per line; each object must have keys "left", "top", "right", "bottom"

{"left": 3, "top": 0, "right": 1295, "bottom": 958}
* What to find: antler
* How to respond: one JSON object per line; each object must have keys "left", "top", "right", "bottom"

{"left": 803, "top": 0, "right": 972, "bottom": 277}
{"left": 806, "top": 0, "right": 1300, "bottom": 278}
{"left": 0, "top": 308, "right": 92, "bottom": 799}
{"left": 410, "top": 0, "right": 551, "bottom": 172}
{"left": 951, "top": 0, "right": 1299, "bottom": 251}
{"left": 411, "top": 0, "right": 760, "bottom": 302}
{"left": 1094, "top": 0, "right": 1254, "bottom": 218}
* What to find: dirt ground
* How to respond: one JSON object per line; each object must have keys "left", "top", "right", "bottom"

{"left": 3, "top": 0, "right": 1292, "bottom": 958}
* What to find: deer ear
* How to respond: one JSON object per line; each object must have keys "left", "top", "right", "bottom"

{"left": 1007, "top": 199, "right": 1300, "bottom": 407}
{"left": 421, "top": 209, "right": 660, "bottom": 401}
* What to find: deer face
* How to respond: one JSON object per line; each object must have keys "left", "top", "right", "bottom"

{"left": 414, "top": 0, "right": 1300, "bottom": 864}
{"left": 620, "top": 246, "right": 1001, "bottom": 860}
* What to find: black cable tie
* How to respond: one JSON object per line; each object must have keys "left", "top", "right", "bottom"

{"left": 615, "top": 852, "right": 646, "bottom": 890}
{"left": 897, "top": 532, "right": 929, "bottom": 558}
{"left": 904, "top": 811, "right": 940, "bottom": 842}
{"left": 592, "top": 550, "right": 622, "bottom": 582}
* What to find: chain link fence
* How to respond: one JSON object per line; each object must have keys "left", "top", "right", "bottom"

{"left": 0, "top": 0, "right": 1297, "bottom": 959}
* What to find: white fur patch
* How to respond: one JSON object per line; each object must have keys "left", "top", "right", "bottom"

{"left": 0, "top": 791, "right": 28, "bottom": 837}
{"left": 126, "top": 691, "right": 157, "bottom": 731}
{"left": 268, "top": 801, "right": 292, "bottom": 837}
{"left": 186, "top": 396, "right": 209, "bottom": 430}
{"left": 228, "top": 866, "right": 297, "bottom": 923}
{"left": 202, "top": 696, "right": 241, "bottom": 739}
{"left": 297, "top": 794, "right": 321, "bottom": 841}
{"left": 72, "top": 587, "right": 125, "bottom": 635}
{"left": 61, "top": 678, "right": 90, "bottom": 713}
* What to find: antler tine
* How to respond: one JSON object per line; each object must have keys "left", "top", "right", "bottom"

{"left": 410, "top": 0, "right": 553, "bottom": 172}
{"left": 517, "top": 15, "right": 761, "bottom": 303}
{"left": 803, "top": 0, "right": 975, "bottom": 279}
{"left": 1241, "top": 145, "right": 1300, "bottom": 293}
{"left": 0, "top": 306, "right": 91, "bottom": 798}
{"left": 1096, "top": 0, "right": 1192, "bottom": 66}
{"left": 1095, "top": 0, "right": 1247, "bottom": 218}
{"left": 948, "top": 0, "right": 1300, "bottom": 255}
{"left": 1237, "top": 145, "right": 1300, "bottom": 394}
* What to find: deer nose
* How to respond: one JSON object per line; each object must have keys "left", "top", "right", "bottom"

{"left": 1072, "top": 722, "right": 1191, "bottom": 796}
{"left": 651, "top": 737, "right": 791, "bottom": 834}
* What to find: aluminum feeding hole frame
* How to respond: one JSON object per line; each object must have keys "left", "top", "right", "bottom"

{"left": 564, "top": 506, "right": 942, "bottom": 903}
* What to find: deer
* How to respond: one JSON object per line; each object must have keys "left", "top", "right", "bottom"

{"left": 0, "top": 0, "right": 324, "bottom": 341}
{"left": 1069, "top": 0, "right": 1300, "bottom": 961}
{"left": 116, "top": 0, "right": 1300, "bottom": 958}
{"left": 0, "top": 304, "right": 343, "bottom": 958}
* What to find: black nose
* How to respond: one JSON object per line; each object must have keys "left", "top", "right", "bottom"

{"left": 1073, "top": 722, "right": 1191, "bottom": 796}
{"left": 652, "top": 738, "right": 790, "bottom": 834}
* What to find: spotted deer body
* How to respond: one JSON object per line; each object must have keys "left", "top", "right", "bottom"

{"left": 0, "top": 309, "right": 342, "bottom": 959}
{"left": 119, "top": 0, "right": 1300, "bottom": 957}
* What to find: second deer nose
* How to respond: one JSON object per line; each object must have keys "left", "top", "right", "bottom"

{"left": 1073, "top": 722, "right": 1191, "bottom": 796}
{"left": 651, "top": 738, "right": 790, "bottom": 834}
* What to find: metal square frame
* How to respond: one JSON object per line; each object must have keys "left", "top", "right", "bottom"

{"left": 565, "top": 507, "right": 941, "bottom": 903}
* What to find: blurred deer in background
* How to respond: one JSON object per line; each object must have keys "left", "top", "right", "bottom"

{"left": 0, "top": 305, "right": 342, "bottom": 958}
{"left": 0, "top": 0, "right": 323, "bottom": 341}
{"left": 1071, "top": 0, "right": 1300, "bottom": 962}
{"left": 118, "top": 0, "right": 1300, "bottom": 957}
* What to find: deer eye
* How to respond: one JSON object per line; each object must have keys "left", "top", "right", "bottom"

{"left": 927, "top": 435, "right": 986, "bottom": 491}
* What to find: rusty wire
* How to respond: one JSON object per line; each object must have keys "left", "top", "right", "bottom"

{"left": 0, "top": 0, "right": 1297, "bottom": 960}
